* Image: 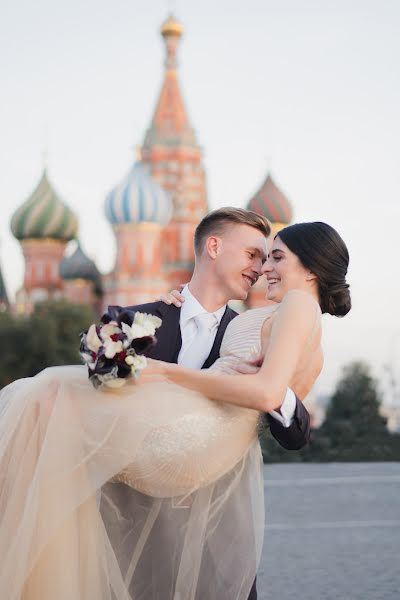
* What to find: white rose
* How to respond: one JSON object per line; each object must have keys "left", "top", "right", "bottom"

{"left": 133, "top": 312, "right": 146, "bottom": 326}
{"left": 104, "top": 338, "right": 123, "bottom": 359}
{"left": 130, "top": 323, "right": 148, "bottom": 338}
{"left": 125, "top": 354, "right": 147, "bottom": 371}
{"left": 121, "top": 322, "right": 134, "bottom": 341}
{"left": 122, "top": 321, "right": 153, "bottom": 341}
{"left": 134, "top": 312, "right": 162, "bottom": 333}
{"left": 100, "top": 322, "right": 121, "bottom": 341}
{"left": 145, "top": 314, "right": 162, "bottom": 329}
{"left": 86, "top": 324, "right": 102, "bottom": 353}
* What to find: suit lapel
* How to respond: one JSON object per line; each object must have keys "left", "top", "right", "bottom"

{"left": 201, "top": 306, "right": 237, "bottom": 369}
{"left": 147, "top": 304, "right": 182, "bottom": 362}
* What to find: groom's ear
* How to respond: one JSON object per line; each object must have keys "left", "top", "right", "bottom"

{"left": 205, "top": 235, "right": 222, "bottom": 259}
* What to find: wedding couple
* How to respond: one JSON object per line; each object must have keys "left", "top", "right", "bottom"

{"left": 0, "top": 207, "right": 351, "bottom": 599}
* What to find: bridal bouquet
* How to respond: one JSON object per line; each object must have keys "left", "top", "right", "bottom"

{"left": 80, "top": 308, "right": 162, "bottom": 389}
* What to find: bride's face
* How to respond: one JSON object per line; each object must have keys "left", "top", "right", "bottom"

{"left": 262, "top": 236, "right": 316, "bottom": 302}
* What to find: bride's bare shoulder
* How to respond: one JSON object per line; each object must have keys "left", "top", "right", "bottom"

{"left": 259, "top": 290, "right": 321, "bottom": 351}
{"left": 278, "top": 289, "right": 321, "bottom": 322}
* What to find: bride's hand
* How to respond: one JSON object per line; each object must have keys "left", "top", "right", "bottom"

{"left": 138, "top": 357, "right": 171, "bottom": 384}
{"left": 156, "top": 285, "right": 187, "bottom": 307}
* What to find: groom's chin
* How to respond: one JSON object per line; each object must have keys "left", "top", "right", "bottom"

{"left": 235, "top": 288, "right": 250, "bottom": 301}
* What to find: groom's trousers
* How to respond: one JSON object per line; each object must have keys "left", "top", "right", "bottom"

{"left": 248, "top": 577, "right": 257, "bottom": 599}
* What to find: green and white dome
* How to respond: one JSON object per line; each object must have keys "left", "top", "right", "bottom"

{"left": 11, "top": 169, "right": 78, "bottom": 242}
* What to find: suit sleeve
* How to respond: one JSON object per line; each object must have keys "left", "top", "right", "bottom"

{"left": 266, "top": 397, "right": 310, "bottom": 450}
{"left": 107, "top": 301, "right": 162, "bottom": 315}
{"left": 105, "top": 301, "right": 168, "bottom": 361}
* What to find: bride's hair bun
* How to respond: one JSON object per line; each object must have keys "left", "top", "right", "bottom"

{"left": 277, "top": 222, "right": 351, "bottom": 317}
{"left": 320, "top": 282, "right": 351, "bottom": 317}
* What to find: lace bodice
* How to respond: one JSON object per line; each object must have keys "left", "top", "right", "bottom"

{"left": 210, "top": 305, "right": 278, "bottom": 374}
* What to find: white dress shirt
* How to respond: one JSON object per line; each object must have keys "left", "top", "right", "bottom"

{"left": 178, "top": 286, "right": 226, "bottom": 368}
{"left": 177, "top": 286, "right": 296, "bottom": 428}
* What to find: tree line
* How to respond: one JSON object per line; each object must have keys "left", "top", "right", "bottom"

{"left": 262, "top": 361, "right": 400, "bottom": 462}
{"left": 0, "top": 300, "right": 96, "bottom": 388}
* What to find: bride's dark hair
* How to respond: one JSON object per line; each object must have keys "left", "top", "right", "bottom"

{"left": 277, "top": 222, "right": 351, "bottom": 317}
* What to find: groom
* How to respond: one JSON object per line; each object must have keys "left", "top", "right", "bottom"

{"left": 109, "top": 207, "right": 310, "bottom": 600}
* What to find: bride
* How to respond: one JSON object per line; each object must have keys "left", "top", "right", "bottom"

{"left": 0, "top": 221, "right": 350, "bottom": 600}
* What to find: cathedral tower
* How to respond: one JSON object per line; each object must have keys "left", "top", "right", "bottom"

{"left": 141, "top": 15, "right": 209, "bottom": 288}
{"left": 10, "top": 169, "right": 78, "bottom": 313}
{"left": 103, "top": 161, "right": 172, "bottom": 307}
{"left": 60, "top": 241, "right": 103, "bottom": 312}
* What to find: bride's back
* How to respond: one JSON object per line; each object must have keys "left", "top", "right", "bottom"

{"left": 212, "top": 300, "right": 323, "bottom": 400}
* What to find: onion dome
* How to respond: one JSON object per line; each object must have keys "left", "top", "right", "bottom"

{"left": 60, "top": 241, "right": 100, "bottom": 281}
{"left": 104, "top": 162, "right": 172, "bottom": 226}
{"left": 60, "top": 241, "right": 103, "bottom": 296}
{"left": 11, "top": 169, "right": 78, "bottom": 241}
{"left": 161, "top": 14, "right": 183, "bottom": 38}
{"left": 247, "top": 174, "right": 293, "bottom": 224}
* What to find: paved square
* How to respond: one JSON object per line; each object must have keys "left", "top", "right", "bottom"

{"left": 258, "top": 463, "right": 400, "bottom": 600}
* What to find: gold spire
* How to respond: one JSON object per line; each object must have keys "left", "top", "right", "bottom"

{"left": 160, "top": 14, "right": 183, "bottom": 38}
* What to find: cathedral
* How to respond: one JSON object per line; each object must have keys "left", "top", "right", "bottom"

{"left": 1, "top": 14, "right": 293, "bottom": 316}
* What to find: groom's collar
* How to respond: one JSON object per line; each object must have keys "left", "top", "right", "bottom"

{"left": 180, "top": 285, "right": 226, "bottom": 326}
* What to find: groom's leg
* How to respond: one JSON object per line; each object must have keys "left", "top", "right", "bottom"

{"left": 248, "top": 577, "right": 257, "bottom": 600}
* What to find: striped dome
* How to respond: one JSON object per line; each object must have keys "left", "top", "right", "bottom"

{"left": 104, "top": 162, "right": 172, "bottom": 226}
{"left": 11, "top": 170, "right": 78, "bottom": 241}
{"left": 247, "top": 174, "right": 293, "bottom": 224}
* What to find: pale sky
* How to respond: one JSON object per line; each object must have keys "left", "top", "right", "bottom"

{"left": 1, "top": 0, "right": 399, "bottom": 401}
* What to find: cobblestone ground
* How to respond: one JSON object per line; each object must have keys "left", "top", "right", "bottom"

{"left": 257, "top": 463, "right": 400, "bottom": 600}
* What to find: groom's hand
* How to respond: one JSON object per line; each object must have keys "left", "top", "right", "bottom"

{"left": 233, "top": 353, "right": 263, "bottom": 375}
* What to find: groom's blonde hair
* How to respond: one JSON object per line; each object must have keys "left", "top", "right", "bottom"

{"left": 194, "top": 207, "right": 271, "bottom": 256}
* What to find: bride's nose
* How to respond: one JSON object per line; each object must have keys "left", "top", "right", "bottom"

{"left": 261, "top": 259, "right": 273, "bottom": 274}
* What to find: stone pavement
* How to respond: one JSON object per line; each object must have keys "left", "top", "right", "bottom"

{"left": 257, "top": 463, "right": 400, "bottom": 600}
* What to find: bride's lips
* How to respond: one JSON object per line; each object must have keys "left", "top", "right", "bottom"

{"left": 267, "top": 278, "right": 280, "bottom": 287}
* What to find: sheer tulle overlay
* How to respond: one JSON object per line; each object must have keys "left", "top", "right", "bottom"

{"left": 0, "top": 365, "right": 264, "bottom": 600}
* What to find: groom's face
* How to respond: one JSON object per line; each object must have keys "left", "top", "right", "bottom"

{"left": 213, "top": 224, "right": 268, "bottom": 301}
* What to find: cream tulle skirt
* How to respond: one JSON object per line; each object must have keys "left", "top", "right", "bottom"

{"left": 0, "top": 365, "right": 264, "bottom": 600}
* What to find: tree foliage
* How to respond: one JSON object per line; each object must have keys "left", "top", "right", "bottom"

{"left": 262, "top": 361, "right": 400, "bottom": 462}
{"left": 0, "top": 301, "right": 96, "bottom": 389}
{"left": 315, "top": 361, "right": 400, "bottom": 461}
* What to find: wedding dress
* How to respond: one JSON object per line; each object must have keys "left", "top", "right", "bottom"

{"left": 0, "top": 298, "right": 320, "bottom": 599}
